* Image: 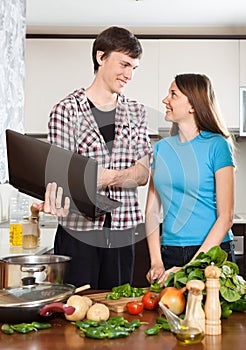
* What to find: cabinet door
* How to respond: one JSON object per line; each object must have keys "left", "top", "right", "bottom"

{"left": 240, "top": 40, "right": 246, "bottom": 86}
{"left": 159, "top": 40, "right": 239, "bottom": 129}
{"left": 24, "top": 39, "right": 94, "bottom": 133}
{"left": 125, "top": 39, "right": 160, "bottom": 133}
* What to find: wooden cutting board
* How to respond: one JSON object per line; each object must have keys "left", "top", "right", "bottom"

{"left": 85, "top": 290, "right": 148, "bottom": 313}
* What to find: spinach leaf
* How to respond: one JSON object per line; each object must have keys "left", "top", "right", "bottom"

{"left": 164, "top": 245, "right": 246, "bottom": 317}
{"left": 187, "top": 268, "right": 205, "bottom": 282}
{"left": 207, "top": 246, "right": 227, "bottom": 266}
{"left": 220, "top": 285, "right": 241, "bottom": 302}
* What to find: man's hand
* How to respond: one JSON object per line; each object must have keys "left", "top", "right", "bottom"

{"left": 31, "top": 182, "right": 70, "bottom": 218}
{"left": 97, "top": 155, "right": 150, "bottom": 189}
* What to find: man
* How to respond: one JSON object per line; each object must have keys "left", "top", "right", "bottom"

{"left": 32, "top": 26, "right": 152, "bottom": 288}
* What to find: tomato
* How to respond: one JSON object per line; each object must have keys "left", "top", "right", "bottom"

{"left": 126, "top": 301, "right": 144, "bottom": 315}
{"left": 142, "top": 291, "right": 159, "bottom": 310}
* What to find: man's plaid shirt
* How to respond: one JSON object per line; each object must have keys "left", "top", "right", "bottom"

{"left": 48, "top": 88, "right": 153, "bottom": 231}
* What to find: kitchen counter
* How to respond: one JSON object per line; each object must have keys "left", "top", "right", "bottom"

{"left": 0, "top": 308, "right": 245, "bottom": 350}
{"left": 233, "top": 213, "right": 246, "bottom": 224}
{"left": 0, "top": 225, "right": 57, "bottom": 259}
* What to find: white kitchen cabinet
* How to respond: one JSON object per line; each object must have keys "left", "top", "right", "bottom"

{"left": 240, "top": 40, "right": 246, "bottom": 86}
{"left": 125, "top": 40, "right": 160, "bottom": 134}
{"left": 24, "top": 39, "right": 94, "bottom": 133}
{"left": 24, "top": 38, "right": 160, "bottom": 134}
{"left": 24, "top": 38, "right": 240, "bottom": 133}
{"left": 158, "top": 40, "right": 240, "bottom": 129}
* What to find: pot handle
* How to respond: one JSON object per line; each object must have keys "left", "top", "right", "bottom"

{"left": 21, "top": 265, "right": 46, "bottom": 273}
{"left": 39, "top": 302, "right": 75, "bottom": 317}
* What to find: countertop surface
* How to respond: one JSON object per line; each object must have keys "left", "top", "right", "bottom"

{"left": 233, "top": 213, "right": 246, "bottom": 224}
{"left": 0, "top": 213, "right": 246, "bottom": 259}
{"left": 0, "top": 225, "right": 57, "bottom": 259}
{"left": 0, "top": 306, "right": 245, "bottom": 350}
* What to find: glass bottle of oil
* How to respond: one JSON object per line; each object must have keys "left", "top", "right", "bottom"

{"left": 175, "top": 280, "right": 205, "bottom": 345}
{"left": 175, "top": 326, "right": 204, "bottom": 345}
{"left": 9, "top": 192, "right": 30, "bottom": 246}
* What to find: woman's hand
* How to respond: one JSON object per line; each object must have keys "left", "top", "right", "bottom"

{"left": 146, "top": 265, "right": 182, "bottom": 287}
{"left": 163, "top": 266, "right": 181, "bottom": 280}
{"left": 31, "top": 182, "right": 70, "bottom": 218}
{"left": 146, "top": 263, "right": 166, "bottom": 287}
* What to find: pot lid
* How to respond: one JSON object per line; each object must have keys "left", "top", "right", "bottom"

{"left": 1, "top": 254, "right": 71, "bottom": 264}
{"left": 0, "top": 281, "right": 75, "bottom": 307}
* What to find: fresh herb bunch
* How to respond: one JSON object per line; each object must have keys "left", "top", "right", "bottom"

{"left": 164, "top": 245, "right": 246, "bottom": 318}
{"left": 106, "top": 283, "right": 147, "bottom": 300}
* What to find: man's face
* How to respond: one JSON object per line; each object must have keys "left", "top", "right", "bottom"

{"left": 97, "top": 51, "right": 140, "bottom": 94}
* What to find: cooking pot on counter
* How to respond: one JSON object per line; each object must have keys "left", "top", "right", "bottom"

{"left": 0, "top": 280, "right": 90, "bottom": 323}
{"left": 0, "top": 255, "right": 71, "bottom": 288}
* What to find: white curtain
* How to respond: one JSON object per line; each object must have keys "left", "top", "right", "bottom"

{"left": 0, "top": 0, "right": 26, "bottom": 183}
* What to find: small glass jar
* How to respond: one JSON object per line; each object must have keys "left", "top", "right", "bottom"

{"left": 22, "top": 217, "right": 39, "bottom": 249}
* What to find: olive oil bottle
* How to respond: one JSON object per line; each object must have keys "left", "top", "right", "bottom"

{"left": 175, "top": 327, "right": 204, "bottom": 345}
{"left": 9, "top": 192, "right": 30, "bottom": 247}
{"left": 175, "top": 279, "right": 205, "bottom": 345}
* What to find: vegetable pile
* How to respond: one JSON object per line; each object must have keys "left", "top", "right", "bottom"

{"left": 1, "top": 322, "right": 51, "bottom": 335}
{"left": 106, "top": 283, "right": 147, "bottom": 300}
{"left": 72, "top": 315, "right": 147, "bottom": 339}
{"left": 164, "top": 245, "right": 246, "bottom": 318}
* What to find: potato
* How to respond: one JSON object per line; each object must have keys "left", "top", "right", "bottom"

{"left": 86, "top": 303, "right": 110, "bottom": 321}
{"left": 79, "top": 296, "right": 93, "bottom": 308}
{"left": 65, "top": 295, "right": 90, "bottom": 321}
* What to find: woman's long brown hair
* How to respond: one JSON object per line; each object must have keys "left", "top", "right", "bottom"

{"left": 170, "top": 73, "right": 231, "bottom": 139}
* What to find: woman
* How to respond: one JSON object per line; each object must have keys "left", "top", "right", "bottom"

{"left": 145, "top": 73, "right": 235, "bottom": 286}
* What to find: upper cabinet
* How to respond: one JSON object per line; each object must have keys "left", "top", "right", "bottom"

{"left": 24, "top": 39, "right": 94, "bottom": 133}
{"left": 159, "top": 40, "right": 240, "bottom": 129}
{"left": 240, "top": 40, "right": 246, "bottom": 86}
{"left": 125, "top": 40, "right": 160, "bottom": 134}
{"left": 24, "top": 38, "right": 240, "bottom": 133}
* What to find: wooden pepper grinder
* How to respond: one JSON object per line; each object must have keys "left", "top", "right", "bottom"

{"left": 204, "top": 263, "right": 221, "bottom": 335}
{"left": 184, "top": 280, "right": 205, "bottom": 333}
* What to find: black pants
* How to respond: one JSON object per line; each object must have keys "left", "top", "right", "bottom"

{"left": 54, "top": 224, "right": 135, "bottom": 289}
{"left": 161, "top": 241, "right": 235, "bottom": 269}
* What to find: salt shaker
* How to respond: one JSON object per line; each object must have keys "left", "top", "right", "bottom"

{"left": 204, "top": 263, "right": 221, "bottom": 335}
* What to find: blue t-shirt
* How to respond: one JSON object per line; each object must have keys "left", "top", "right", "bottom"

{"left": 152, "top": 131, "right": 234, "bottom": 246}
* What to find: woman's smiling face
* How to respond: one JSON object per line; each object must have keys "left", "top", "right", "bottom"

{"left": 162, "top": 80, "right": 193, "bottom": 123}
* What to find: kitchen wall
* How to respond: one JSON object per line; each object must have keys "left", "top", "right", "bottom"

{"left": 22, "top": 37, "right": 246, "bottom": 215}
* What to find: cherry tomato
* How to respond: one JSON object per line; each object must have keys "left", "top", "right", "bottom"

{"left": 142, "top": 291, "right": 159, "bottom": 310}
{"left": 126, "top": 301, "right": 144, "bottom": 315}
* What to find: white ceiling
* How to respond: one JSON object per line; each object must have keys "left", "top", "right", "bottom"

{"left": 26, "top": 0, "right": 246, "bottom": 28}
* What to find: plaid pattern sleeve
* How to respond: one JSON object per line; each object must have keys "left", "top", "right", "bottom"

{"left": 48, "top": 89, "right": 153, "bottom": 231}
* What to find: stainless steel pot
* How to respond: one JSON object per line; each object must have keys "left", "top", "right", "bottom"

{"left": 0, "top": 255, "right": 71, "bottom": 288}
{"left": 0, "top": 282, "right": 90, "bottom": 323}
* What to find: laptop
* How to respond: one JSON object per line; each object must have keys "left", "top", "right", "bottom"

{"left": 6, "top": 129, "right": 121, "bottom": 219}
